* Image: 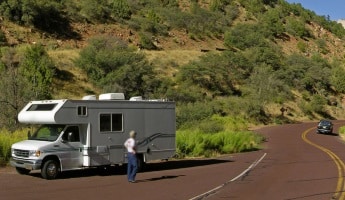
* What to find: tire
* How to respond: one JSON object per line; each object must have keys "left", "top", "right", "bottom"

{"left": 136, "top": 154, "right": 144, "bottom": 172}
{"left": 97, "top": 165, "right": 112, "bottom": 176}
{"left": 41, "top": 160, "right": 60, "bottom": 180}
{"left": 16, "top": 167, "right": 30, "bottom": 175}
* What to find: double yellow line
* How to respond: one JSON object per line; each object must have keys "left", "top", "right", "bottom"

{"left": 302, "top": 127, "right": 345, "bottom": 200}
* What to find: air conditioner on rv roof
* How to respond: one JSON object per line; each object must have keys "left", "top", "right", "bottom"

{"left": 99, "top": 93, "right": 125, "bottom": 100}
{"left": 82, "top": 95, "right": 97, "bottom": 100}
{"left": 129, "top": 96, "right": 143, "bottom": 101}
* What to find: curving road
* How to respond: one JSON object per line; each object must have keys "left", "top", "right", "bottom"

{"left": 1, "top": 121, "right": 345, "bottom": 200}
{"left": 208, "top": 121, "right": 345, "bottom": 200}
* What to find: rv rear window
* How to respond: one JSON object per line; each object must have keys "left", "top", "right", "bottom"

{"left": 100, "top": 113, "right": 123, "bottom": 132}
{"left": 27, "top": 103, "right": 57, "bottom": 111}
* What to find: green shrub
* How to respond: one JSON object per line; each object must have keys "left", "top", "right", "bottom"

{"left": 138, "top": 32, "right": 157, "bottom": 50}
{"left": 310, "top": 94, "right": 327, "bottom": 114}
{"left": 338, "top": 126, "right": 345, "bottom": 135}
{"left": 0, "top": 31, "right": 6, "bottom": 46}
{"left": 297, "top": 41, "right": 307, "bottom": 53}
{"left": 176, "top": 102, "right": 215, "bottom": 129}
{"left": 198, "top": 119, "right": 224, "bottom": 134}
{"left": 0, "top": 128, "right": 28, "bottom": 166}
{"left": 298, "top": 101, "right": 313, "bottom": 116}
{"left": 176, "top": 129, "right": 264, "bottom": 158}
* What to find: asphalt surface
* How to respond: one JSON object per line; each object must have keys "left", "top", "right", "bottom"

{"left": 1, "top": 121, "right": 345, "bottom": 200}
{"left": 209, "top": 121, "right": 345, "bottom": 200}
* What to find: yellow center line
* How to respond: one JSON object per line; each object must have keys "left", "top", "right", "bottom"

{"left": 302, "top": 127, "right": 345, "bottom": 200}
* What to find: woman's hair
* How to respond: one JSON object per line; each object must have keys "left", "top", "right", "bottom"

{"left": 129, "top": 130, "right": 136, "bottom": 138}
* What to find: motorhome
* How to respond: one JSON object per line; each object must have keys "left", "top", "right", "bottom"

{"left": 10, "top": 93, "right": 176, "bottom": 179}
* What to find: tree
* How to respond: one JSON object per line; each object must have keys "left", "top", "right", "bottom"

{"left": 20, "top": 44, "right": 55, "bottom": 100}
{"left": 177, "top": 53, "right": 238, "bottom": 98}
{"left": 246, "top": 64, "right": 290, "bottom": 105}
{"left": 79, "top": 0, "right": 109, "bottom": 23}
{"left": 285, "top": 17, "right": 311, "bottom": 38}
{"left": 100, "top": 57, "right": 160, "bottom": 97}
{"left": 330, "top": 66, "right": 345, "bottom": 93}
{"left": 109, "top": 0, "right": 131, "bottom": 20}
{"left": 76, "top": 36, "right": 160, "bottom": 98}
{"left": 0, "top": 47, "right": 31, "bottom": 129}
{"left": 224, "top": 24, "right": 269, "bottom": 50}
{"left": 259, "top": 8, "right": 285, "bottom": 38}
{"left": 0, "top": 30, "right": 7, "bottom": 46}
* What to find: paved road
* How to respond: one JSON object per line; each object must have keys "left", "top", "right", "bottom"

{"left": 209, "top": 121, "right": 345, "bottom": 200}
{"left": 1, "top": 121, "right": 345, "bottom": 200}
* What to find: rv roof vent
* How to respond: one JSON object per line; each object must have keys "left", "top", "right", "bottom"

{"left": 82, "top": 95, "right": 97, "bottom": 100}
{"left": 129, "top": 96, "right": 143, "bottom": 101}
{"left": 99, "top": 93, "right": 125, "bottom": 100}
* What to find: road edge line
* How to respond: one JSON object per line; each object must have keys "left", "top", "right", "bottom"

{"left": 189, "top": 152, "right": 267, "bottom": 200}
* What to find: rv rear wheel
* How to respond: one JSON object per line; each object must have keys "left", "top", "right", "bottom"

{"left": 136, "top": 154, "right": 144, "bottom": 172}
{"left": 41, "top": 160, "right": 60, "bottom": 180}
{"left": 97, "top": 165, "right": 112, "bottom": 176}
{"left": 15, "top": 167, "right": 30, "bottom": 175}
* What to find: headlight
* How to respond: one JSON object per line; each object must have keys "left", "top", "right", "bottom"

{"left": 29, "top": 150, "right": 41, "bottom": 157}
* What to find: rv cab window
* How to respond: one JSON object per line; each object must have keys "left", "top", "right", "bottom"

{"left": 30, "top": 124, "right": 65, "bottom": 141}
{"left": 62, "top": 126, "right": 80, "bottom": 142}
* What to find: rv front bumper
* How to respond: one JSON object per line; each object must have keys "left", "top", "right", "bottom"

{"left": 10, "top": 157, "right": 42, "bottom": 170}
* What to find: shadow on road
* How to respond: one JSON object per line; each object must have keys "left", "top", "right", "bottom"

{"left": 28, "top": 158, "right": 232, "bottom": 179}
{"left": 136, "top": 175, "right": 186, "bottom": 182}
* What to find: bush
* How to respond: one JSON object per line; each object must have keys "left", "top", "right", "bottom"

{"left": 0, "top": 31, "right": 7, "bottom": 46}
{"left": 310, "top": 94, "right": 327, "bottom": 114}
{"left": 285, "top": 17, "right": 311, "bottom": 38}
{"left": 175, "top": 114, "right": 260, "bottom": 158}
{"left": 296, "top": 41, "right": 307, "bottom": 53}
{"left": 176, "top": 129, "right": 264, "bottom": 158}
{"left": 338, "top": 126, "right": 345, "bottom": 135}
{"left": 109, "top": 0, "right": 131, "bottom": 20}
{"left": 0, "top": 129, "right": 28, "bottom": 166}
{"left": 198, "top": 118, "right": 224, "bottom": 134}
{"left": 224, "top": 24, "right": 269, "bottom": 50}
{"left": 138, "top": 32, "right": 157, "bottom": 50}
{"left": 176, "top": 102, "right": 215, "bottom": 129}
{"left": 75, "top": 35, "right": 160, "bottom": 97}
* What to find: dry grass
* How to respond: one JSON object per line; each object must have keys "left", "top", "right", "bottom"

{"left": 48, "top": 49, "right": 101, "bottom": 99}
{"left": 144, "top": 49, "right": 204, "bottom": 66}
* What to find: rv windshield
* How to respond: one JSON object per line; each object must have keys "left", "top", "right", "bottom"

{"left": 29, "top": 124, "right": 66, "bottom": 141}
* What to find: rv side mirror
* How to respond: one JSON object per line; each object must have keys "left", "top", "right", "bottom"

{"left": 61, "top": 134, "right": 68, "bottom": 143}
{"left": 67, "top": 132, "right": 73, "bottom": 142}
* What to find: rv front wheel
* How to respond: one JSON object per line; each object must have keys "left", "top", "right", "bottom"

{"left": 41, "top": 160, "right": 60, "bottom": 180}
{"left": 15, "top": 167, "right": 30, "bottom": 175}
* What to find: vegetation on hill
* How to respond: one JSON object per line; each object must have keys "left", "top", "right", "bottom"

{"left": 0, "top": 0, "right": 345, "bottom": 156}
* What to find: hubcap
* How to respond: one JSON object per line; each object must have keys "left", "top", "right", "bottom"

{"left": 47, "top": 163, "right": 57, "bottom": 177}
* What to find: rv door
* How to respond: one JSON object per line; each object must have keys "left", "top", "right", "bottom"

{"left": 59, "top": 125, "right": 83, "bottom": 170}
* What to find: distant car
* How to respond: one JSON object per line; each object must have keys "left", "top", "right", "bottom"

{"left": 317, "top": 120, "right": 333, "bottom": 134}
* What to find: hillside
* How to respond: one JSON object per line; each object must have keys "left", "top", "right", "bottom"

{"left": 1, "top": 0, "right": 345, "bottom": 127}
{"left": 3, "top": 20, "right": 344, "bottom": 97}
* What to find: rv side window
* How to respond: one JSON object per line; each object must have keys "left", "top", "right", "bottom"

{"left": 112, "top": 113, "right": 122, "bottom": 131}
{"left": 99, "top": 113, "right": 123, "bottom": 132}
{"left": 77, "top": 106, "right": 87, "bottom": 116}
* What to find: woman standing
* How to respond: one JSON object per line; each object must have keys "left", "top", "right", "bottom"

{"left": 124, "top": 130, "right": 137, "bottom": 183}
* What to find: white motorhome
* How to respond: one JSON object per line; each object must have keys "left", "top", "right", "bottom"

{"left": 10, "top": 93, "right": 176, "bottom": 179}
